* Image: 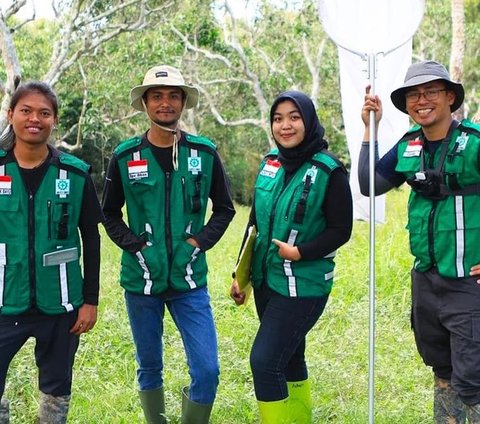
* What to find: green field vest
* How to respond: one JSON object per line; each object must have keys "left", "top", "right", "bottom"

{"left": 114, "top": 134, "right": 215, "bottom": 295}
{"left": 395, "top": 119, "right": 480, "bottom": 278}
{"left": 0, "top": 149, "right": 88, "bottom": 315}
{"left": 251, "top": 150, "right": 343, "bottom": 297}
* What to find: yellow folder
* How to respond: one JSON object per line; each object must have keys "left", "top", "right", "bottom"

{"left": 233, "top": 225, "right": 257, "bottom": 305}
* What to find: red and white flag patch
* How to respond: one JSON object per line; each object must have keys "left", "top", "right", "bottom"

{"left": 0, "top": 175, "right": 12, "bottom": 195}
{"left": 404, "top": 138, "right": 423, "bottom": 157}
{"left": 127, "top": 159, "right": 148, "bottom": 180}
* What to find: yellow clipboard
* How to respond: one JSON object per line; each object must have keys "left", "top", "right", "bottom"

{"left": 233, "top": 225, "right": 256, "bottom": 305}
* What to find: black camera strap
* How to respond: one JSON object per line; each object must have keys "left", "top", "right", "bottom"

{"left": 419, "top": 119, "right": 459, "bottom": 173}
{"left": 440, "top": 184, "right": 480, "bottom": 196}
{"left": 421, "top": 119, "right": 480, "bottom": 197}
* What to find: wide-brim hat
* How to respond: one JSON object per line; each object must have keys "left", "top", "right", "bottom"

{"left": 130, "top": 65, "right": 199, "bottom": 111}
{"left": 390, "top": 60, "right": 464, "bottom": 113}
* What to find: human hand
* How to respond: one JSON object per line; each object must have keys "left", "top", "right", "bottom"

{"left": 272, "top": 239, "right": 301, "bottom": 261}
{"left": 361, "top": 84, "right": 383, "bottom": 130}
{"left": 470, "top": 264, "right": 480, "bottom": 284}
{"left": 186, "top": 237, "right": 200, "bottom": 248}
{"left": 70, "top": 304, "right": 97, "bottom": 336}
{"left": 230, "top": 280, "right": 246, "bottom": 306}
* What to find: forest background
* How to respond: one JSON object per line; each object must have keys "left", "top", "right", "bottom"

{"left": 1, "top": 0, "right": 479, "bottom": 204}
{"left": 1, "top": 1, "right": 480, "bottom": 423}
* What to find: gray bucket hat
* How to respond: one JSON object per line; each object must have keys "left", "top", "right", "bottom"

{"left": 390, "top": 60, "right": 464, "bottom": 113}
{"left": 130, "top": 65, "right": 199, "bottom": 111}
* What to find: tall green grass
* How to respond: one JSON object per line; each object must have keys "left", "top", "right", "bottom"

{"left": 4, "top": 187, "right": 433, "bottom": 423}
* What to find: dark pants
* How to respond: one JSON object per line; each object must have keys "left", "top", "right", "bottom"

{"left": 250, "top": 284, "right": 328, "bottom": 401}
{"left": 412, "top": 268, "right": 480, "bottom": 405}
{"left": 0, "top": 311, "right": 79, "bottom": 398}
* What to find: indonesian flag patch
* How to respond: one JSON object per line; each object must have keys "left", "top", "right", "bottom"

{"left": 127, "top": 159, "right": 148, "bottom": 180}
{"left": 260, "top": 159, "right": 281, "bottom": 178}
{"left": 404, "top": 138, "right": 423, "bottom": 157}
{"left": 0, "top": 175, "right": 12, "bottom": 195}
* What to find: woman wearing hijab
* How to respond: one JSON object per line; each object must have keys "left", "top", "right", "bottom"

{"left": 230, "top": 91, "right": 353, "bottom": 423}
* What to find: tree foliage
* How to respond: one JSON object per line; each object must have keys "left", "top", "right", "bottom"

{"left": 1, "top": 0, "right": 479, "bottom": 203}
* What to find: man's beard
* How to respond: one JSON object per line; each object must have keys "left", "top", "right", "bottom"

{"left": 153, "top": 118, "right": 177, "bottom": 128}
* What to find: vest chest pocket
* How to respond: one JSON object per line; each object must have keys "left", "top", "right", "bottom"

{"left": 0, "top": 197, "right": 20, "bottom": 240}
{"left": 255, "top": 174, "right": 277, "bottom": 191}
{"left": 291, "top": 175, "right": 315, "bottom": 224}
{"left": 444, "top": 154, "right": 464, "bottom": 173}
{"left": 182, "top": 174, "right": 206, "bottom": 214}
{"left": 0, "top": 195, "right": 19, "bottom": 213}
{"left": 254, "top": 176, "right": 278, "bottom": 215}
{"left": 283, "top": 177, "right": 320, "bottom": 225}
{"left": 49, "top": 201, "right": 71, "bottom": 240}
{"left": 395, "top": 156, "right": 421, "bottom": 173}
{"left": 444, "top": 154, "right": 465, "bottom": 189}
{"left": 127, "top": 177, "right": 158, "bottom": 193}
{"left": 406, "top": 214, "right": 426, "bottom": 235}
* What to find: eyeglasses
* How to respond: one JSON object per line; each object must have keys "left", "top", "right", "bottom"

{"left": 405, "top": 88, "right": 448, "bottom": 103}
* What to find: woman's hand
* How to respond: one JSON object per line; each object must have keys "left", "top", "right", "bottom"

{"left": 70, "top": 304, "right": 97, "bottom": 336}
{"left": 230, "top": 279, "right": 246, "bottom": 306}
{"left": 272, "top": 239, "right": 301, "bottom": 261}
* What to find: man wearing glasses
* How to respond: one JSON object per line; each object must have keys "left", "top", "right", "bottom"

{"left": 358, "top": 60, "right": 480, "bottom": 423}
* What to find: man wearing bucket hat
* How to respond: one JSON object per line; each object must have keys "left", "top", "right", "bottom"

{"left": 358, "top": 60, "right": 480, "bottom": 422}
{"left": 102, "top": 65, "right": 235, "bottom": 424}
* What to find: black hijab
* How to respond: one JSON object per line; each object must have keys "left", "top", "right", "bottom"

{"left": 270, "top": 91, "right": 328, "bottom": 173}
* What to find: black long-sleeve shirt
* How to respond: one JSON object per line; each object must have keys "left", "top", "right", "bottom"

{"left": 102, "top": 132, "right": 235, "bottom": 253}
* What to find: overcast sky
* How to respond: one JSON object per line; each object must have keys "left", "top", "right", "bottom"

{"left": 3, "top": 0, "right": 302, "bottom": 20}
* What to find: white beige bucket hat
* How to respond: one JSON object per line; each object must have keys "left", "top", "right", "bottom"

{"left": 130, "top": 65, "right": 199, "bottom": 111}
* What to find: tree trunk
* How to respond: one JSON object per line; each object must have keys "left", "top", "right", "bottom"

{"left": 450, "top": 0, "right": 465, "bottom": 121}
{"left": 0, "top": 17, "right": 22, "bottom": 132}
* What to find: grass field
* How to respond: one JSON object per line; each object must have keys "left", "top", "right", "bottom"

{"left": 3, "top": 187, "right": 435, "bottom": 423}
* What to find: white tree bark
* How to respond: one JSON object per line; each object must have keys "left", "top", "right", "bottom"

{"left": 173, "top": 1, "right": 328, "bottom": 149}
{"left": 0, "top": 0, "right": 174, "bottom": 148}
{"left": 450, "top": 0, "right": 465, "bottom": 120}
{"left": 171, "top": 2, "right": 274, "bottom": 148}
{"left": 0, "top": 2, "right": 25, "bottom": 131}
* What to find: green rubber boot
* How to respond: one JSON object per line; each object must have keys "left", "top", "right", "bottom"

{"left": 287, "top": 379, "right": 312, "bottom": 424}
{"left": 181, "top": 387, "right": 213, "bottom": 424}
{"left": 139, "top": 387, "right": 167, "bottom": 423}
{"left": 257, "top": 397, "right": 290, "bottom": 424}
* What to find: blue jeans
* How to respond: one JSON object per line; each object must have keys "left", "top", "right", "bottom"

{"left": 250, "top": 284, "right": 329, "bottom": 401}
{"left": 125, "top": 287, "right": 219, "bottom": 404}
